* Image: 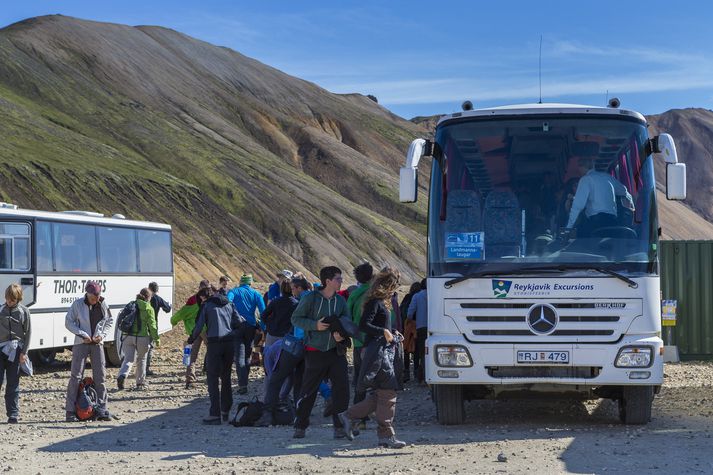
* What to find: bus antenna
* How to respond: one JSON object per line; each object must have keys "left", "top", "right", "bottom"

{"left": 538, "top": 35, "right": 543, "bottom": 104}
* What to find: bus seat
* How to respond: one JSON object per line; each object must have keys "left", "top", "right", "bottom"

{"left": 445, "top": 190, "right": 482, "bottom": 233}
{"left": 484, "top": 190, "right": 521, "bottom": 258}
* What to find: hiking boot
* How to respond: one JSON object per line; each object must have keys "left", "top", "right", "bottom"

{"left": 146, "top": 370, "right": 156, "bottom": 377}
{"left": 185, "top": 382, "right": 194, "bottom": 390}
{"left": 221, "top": 412, "right": 230, "bottom": 423}
{"left": 237, "top": 387, "right": 248, "bottom": 395}
{"left": 337, "top": 412, "right": 354, "bottom": 441}
{"left": 135, "top": 384, "right": 147, "bottom": 391}
{"left": 334, "top": 427, "right": 348, "bottom": 439}
{"left": 7, "top": 417, "right": 18, "bottom": 424}
{"left": 378, "top": 436, "right": 406, "bottom": 449}
{"left": 65, "top": 412, "right": 79, "bottom": 423}
{"left": 96, "top": 411, "right": 112, "bottom": 421}
{"left": 203, "top": 416, "right": 221, "bottom": 425}
{"left": 293, "top": 428, "right": 306, "bottom": 439}
{"left": 322, "top": 398, "right": 334, "bottom": 417}
{"left": 117, "top": 375, "right": 125, "bottom": 390}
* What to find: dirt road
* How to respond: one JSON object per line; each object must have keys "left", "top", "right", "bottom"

{"left": 1, "top": 322, "right": 712, "bottom": 474}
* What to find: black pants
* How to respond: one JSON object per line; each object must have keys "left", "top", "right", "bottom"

{"left": 403, "top": 351, "right": 412, "bottom": 380}
{"left": 264, "top": 351, "right": 303, "bottom": 410}
{"left": 0, "top": 352, "right": 20, "bottom": 419}
{"left": 415, "top": 327, "right": 428, "bottom": 383}
{"left": 234, "top": 325, "right": 257, "bottom": 388}
{"left": 581, "top": 212, "right": 618, "bottom": 237}
{"left": 294, "top": 349, "right": 349, "bottom": 430}
{"left": 206, "top": 339, "right": 234, "bottom": 417}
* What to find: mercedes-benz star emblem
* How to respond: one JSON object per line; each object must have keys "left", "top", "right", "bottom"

{"left": 527, "top": 304, "right": 559, "bottom": 335}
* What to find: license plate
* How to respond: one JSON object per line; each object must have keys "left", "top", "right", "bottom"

{"left": 517, "top": 351, "right": 570, "bottom": 364}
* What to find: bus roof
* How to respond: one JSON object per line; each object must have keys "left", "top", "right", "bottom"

{"left": 436, "top": 102, "right": 647, "bottom": 127}
{"left": 0, "top": 206, "right": 171, "bottom": 230}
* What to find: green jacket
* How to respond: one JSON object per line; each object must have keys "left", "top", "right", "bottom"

{"left": 130, "top": 299, "right": 159, "bottom": 342}
{"left": 170, "top": 303, "right": 200, "bottom": 336}
{"left": 346, "top": 283, "right": 370, "bottom": 348}
{"left": 291, "top": 290, "right": 349, "bottom": 352}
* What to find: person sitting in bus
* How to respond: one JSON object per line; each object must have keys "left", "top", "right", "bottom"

{"left": 145, "top": 282, "right": 171, "bottom": 377}
{"left": 566, "top": 157, "right": 633, "bottom": 237}
{"left": 64, "top": 281, "right": 113, "bottom": 422}
{"left": 0, "top": 284, "right": 32, "bottom": 424}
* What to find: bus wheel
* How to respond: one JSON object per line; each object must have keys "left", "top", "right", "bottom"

{"left": 30, "top": 349, "right": 57, "bottom": 366}
{"left": 618, "top": 386, "right": 653, "bottom": 424}
{"left": 435, "top": 384, "right": 465, "bottom": 425}
{"left": 105, "top": 342, "right": 123, "bottom": 367}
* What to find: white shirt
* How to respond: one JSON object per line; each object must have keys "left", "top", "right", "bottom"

{"left": 566, "top": 170, "right": 632, "bottom": 228}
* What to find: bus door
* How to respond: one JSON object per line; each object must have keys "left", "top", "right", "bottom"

{"left": 0, "top": 221, "right": 35, "bottom": 305}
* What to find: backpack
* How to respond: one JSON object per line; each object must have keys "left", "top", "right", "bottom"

{"left": 75, "top": 377, "right": 99, "bottom": 421}
{"left": 117, "top": 302, "right": 140, "bottom": 334}
{"left": 271, "top": 401, "right": 295, "bottom": 426}
{"left": 230, "top": 398, "right": 264, "bottom": 427}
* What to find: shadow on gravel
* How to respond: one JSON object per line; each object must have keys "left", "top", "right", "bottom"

{"left": 37, "top": 381, "right": 713, "bottom": 473}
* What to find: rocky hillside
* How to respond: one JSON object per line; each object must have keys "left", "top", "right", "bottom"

{"left": 0, "top": 15, "right": 430, "bottom": 282}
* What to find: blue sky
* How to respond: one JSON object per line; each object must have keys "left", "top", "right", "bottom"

{"left": 2, "top": 1, "right": 713, "bottom": 119}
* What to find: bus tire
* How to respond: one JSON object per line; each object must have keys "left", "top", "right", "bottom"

{"left": 30, "top": 349, "right": 57, "bottom": 366}
{"left": 619, "top": 385, "right": 653, "bottom": 424}
{"left": 105, "top": 341, "right": 123, "bottom": 367}
{"left": 435, "top": 384, "right": 465, "bottom": 425}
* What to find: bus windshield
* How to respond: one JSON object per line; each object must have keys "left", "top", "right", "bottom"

{"left": 428, "top": 116, "right": 658, "bottom": 276}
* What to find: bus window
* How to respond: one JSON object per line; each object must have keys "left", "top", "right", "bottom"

{"left": 138, "top": 230, "right": 172, "bottom": 273}
{"left": 0, "top": 223, "right": 31, "bottom": 271}
{"left": 53, "top": 223, "right": 98, "bottom": 273}
{"left": 98, "top": 226, "right": 138, "bottom": 273}
{"left": 36, "top": 221, "right": 53, "bottom": 272}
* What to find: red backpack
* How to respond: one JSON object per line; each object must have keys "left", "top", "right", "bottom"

{"left": 75, "top": 377, "right": 99, "bottom": 421}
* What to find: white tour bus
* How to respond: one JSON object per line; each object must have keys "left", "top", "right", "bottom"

{"left": 0, "top": 203, "right": 173, "bottom": 366}
{"left": 400, "top": 101, "right": 686, "bottom": 425}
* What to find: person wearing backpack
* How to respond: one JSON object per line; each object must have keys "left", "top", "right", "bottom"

{"left": 188, "top": 288, "right": 245, "bottom": 424}
{"left": 64, "top": 281, "right": 113, "bottom": 422}
{"left": 0, "top": 284, "right": 32, "bottom": 424}
{"left": 117, "top": 288, "right": 160, "bottom": 391}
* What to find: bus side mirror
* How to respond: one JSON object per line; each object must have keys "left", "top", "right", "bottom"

{"left": 400, "top": 138, "right": 428, "bottom": 203}
{"left": 654, "top": 133, "right": 687, "bottom": 200}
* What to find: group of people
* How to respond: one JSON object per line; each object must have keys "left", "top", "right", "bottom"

{"left": 170, "top": 264, "right": 428, "bottom": 448}
{"left": 0, "top": 263, "right": 430, "bottom": 449}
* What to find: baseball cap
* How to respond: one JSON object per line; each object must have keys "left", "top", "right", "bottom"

{"left": 85, "top": 281, "right": 102, "bottom": 296}
{"left": 277, "top": 269, "right": 293, "bottom": 279}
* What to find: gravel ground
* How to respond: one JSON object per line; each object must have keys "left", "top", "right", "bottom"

{"left": 1, "top": 286, "right": 712, "bottom": 474}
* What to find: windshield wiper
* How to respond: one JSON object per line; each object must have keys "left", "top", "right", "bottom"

{"left": 586, "top": 267, "right": 638, "bottom": 288}
{"left": 444, "top": 266, "right": 566, "bottom": 288}
{"left": 443, "top": 265, "right": 639, "bottom": 289}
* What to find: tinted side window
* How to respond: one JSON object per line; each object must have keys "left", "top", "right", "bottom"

{"left": 98, "top": 227, "right": 138, "bottom": 272}
{"left": 53, "top": 223, "right": 98, "bottom": 273}
{"left": 138, "top": 230, "right": 172, "bottom": 273}
{"left": 0, "top": 223, "right": 31, "bottom": 271}
{"left": 36, "top": 221, "right": 53, "bottom": 272}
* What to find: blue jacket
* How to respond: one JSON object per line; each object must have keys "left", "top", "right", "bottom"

{"left": 228, "top": 284, "right": 266, "bottom": 329}
{"left": 267, "top": 282, "right": 281, "bottom": 302}
{"left": 407, "top": 289, "right": 428, "bottom": 329}
{"left": 189, "top": 294, "right": 244, "bottom": 343}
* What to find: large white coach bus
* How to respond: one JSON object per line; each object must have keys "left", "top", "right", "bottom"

{"left": 0, "top": 203, "right": 173, "bottom": 366}
{"left": 400, "top": 101, "right": 686, "bottom": 425}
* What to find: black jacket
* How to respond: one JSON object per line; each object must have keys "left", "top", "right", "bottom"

{"left": 189, "top": 294, "right": 244, "bottom": 343}
{"left": 150, "top": 294, "right": 171, "bottom": 317}
{"left": 357, "top": 335, "right": 404, "bottom": 393}
{"left": 261, "top": 296, "right": 297, "bottom": 337}
{"left": 360, "top": 299, "right": 390, "bottom": 346}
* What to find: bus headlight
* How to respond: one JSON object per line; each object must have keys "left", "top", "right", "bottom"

{"left": 435, "top": 346, "right": 473, "bottom": 367}
{"left": 615, "top": 347, "right": 653, "bottom": 368}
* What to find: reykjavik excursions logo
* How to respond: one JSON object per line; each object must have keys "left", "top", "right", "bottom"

{"left": 493, "top": 280, "right": 512, "bottom": 298}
